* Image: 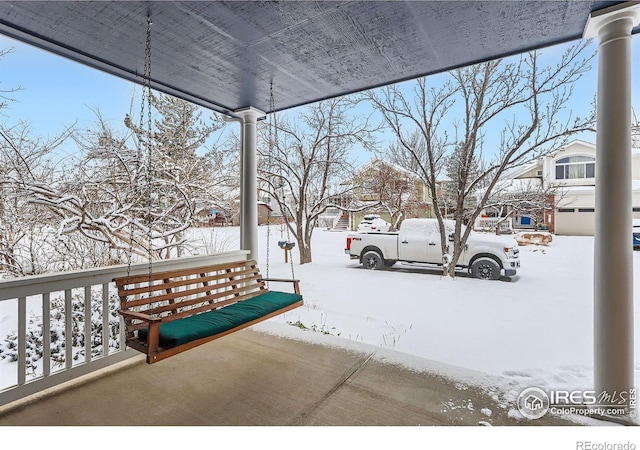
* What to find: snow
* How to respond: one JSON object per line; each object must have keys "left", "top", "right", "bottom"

{"left": 1, "top": 225, "right": 639, "bottom": 427}
{"left": 239, "top": 226, "right": 639, "bottom": 406}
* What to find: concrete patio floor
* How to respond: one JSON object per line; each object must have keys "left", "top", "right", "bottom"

{"left": 0, "top": 329, "right": 575, "bottom": 426}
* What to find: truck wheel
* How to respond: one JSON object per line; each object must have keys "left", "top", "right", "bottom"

{"left": 362, "top": 250, "right": 384, "bottom": 270}
{"left": 470, "top": 257, "right": 501, "bottom": 280}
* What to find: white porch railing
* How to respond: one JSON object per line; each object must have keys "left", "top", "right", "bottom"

{"left": 474, "top": 217, "right": 513, "bottom": 233}
{"left": 318, "top": 207, "right": 343, "bottom": 229}
{"left": 0, "top": 250, "right": 249, "bottom": 407}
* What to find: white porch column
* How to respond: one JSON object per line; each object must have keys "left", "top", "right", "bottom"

{"left": 584, "top": 3, "right": 640, "bottom": 410}
{"left": 235, "top": 107, "right": 266, "bottom": 262}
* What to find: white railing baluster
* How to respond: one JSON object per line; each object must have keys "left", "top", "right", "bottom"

{"left": 102, "top": 283, "right": 109, "bottom": 356}
{"left": 64, "top": 289, "right": 72, "bottom": 370}
{"left": 18, "top": 296, "right": 26, "bottom": 386}
{"left": 43, "top": 293, "right": 51, "bottom": 377}
{"left": 84, "top": 286, "right": 92, "bottom": 363}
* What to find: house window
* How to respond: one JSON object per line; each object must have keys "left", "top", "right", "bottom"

{"left": 578, "top": 208, "right": 595, "bottom": 212}
{"left": 555, "top": 156, "right": 595, "bottom": 180}
{"left": 558, "top": 208, "right": 575, "bottom": 213}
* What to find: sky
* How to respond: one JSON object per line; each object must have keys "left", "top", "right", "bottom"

{"left": 0, "top": 30, "right": 640, "bottom": 167}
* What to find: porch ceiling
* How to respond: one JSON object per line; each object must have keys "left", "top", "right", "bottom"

{"left": 0, "top": 1, "right": 635, "bottom": 116}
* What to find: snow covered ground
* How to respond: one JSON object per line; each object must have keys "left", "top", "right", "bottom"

{"left": 245, "top": 227, "right": 639, "bottom": 392}
{"left": 1, "top": 225, "right": 639, "bottom": 425}
{"left": 238, "top": 225, "right": 640, "bottom": 420}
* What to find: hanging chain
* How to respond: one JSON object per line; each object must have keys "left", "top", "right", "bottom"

{"left": 279, "top": 131, "right": 296, "bottom": 280}
{"left": 143, "top": 15, "right": 154, "bottom": 291}
{"left": 267, "top": 82, "right": 294, "bottom": 280}
{"left": 265, "top": 82, "right": 274, "bottom": 280}
{"left": 269, "top": 84, "right": 296, "bottom": 279}
{"left": 125, "top": 16, "right": 153, "bottom": 290}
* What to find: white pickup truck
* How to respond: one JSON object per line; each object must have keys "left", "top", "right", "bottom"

{"left": 345, "top": 218, "right": 520, "bottom": 280}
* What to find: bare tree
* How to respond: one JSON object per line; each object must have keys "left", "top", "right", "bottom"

{"left": 367, "top": 42, "right": 595, "bottom": 277}
{"left": 15, "top": 94, "right": 229, "bottom": 262}
{"left": 354, "top": 157, "right": 425, "bottom": 230}
{"left": 259, "top": 96, "right": 376, "bottom": 264}
{"left": 0, "top": 47, "right": 97, "bottom": 276}
{"left": 0, "top": 121, "right": 72, "bottom": 275}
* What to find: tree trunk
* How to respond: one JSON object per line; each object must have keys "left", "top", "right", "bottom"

{"left": 445, "top": 241, "right": 465, "bottom": 278}
{"left": 299, "top": 244, "right": 312, "bottom": 264}
{"left": 294, "top": 215, "right": 313, "bottom": 264}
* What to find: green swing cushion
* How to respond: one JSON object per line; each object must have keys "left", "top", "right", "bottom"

{"left": 137, "top": 290, "right": 302, "bottom": 347}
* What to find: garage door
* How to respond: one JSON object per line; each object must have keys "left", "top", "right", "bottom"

{"left": 555, "top": 208, "right": 595, "bottom": 236}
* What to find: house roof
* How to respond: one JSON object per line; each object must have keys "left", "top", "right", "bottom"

{"left": 502, "top": 139, "right": 599, "bottom": 180}
{"left": 503, "top": 160, "right": 543, "bottom": 181}
{"left": 492, "top": 177, "right": 544, "bottom": 194}
{"left": 257, "top": 201, "right": 273, "bottom": 211}
{"left": 0, "top": 1, "right": 634, "bottom": 117}
{"left": 355, "top": 158, "right": 421, "bottom": 180}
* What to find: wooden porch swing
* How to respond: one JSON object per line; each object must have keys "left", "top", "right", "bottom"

{"left": 113, "top": 17, "right": 302, "bottom": 364}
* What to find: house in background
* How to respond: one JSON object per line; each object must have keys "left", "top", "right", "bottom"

{"left": 344, "top": 159, "right": 434, "bottom": 230}
{"left": 194, "top": 207, "right": 227, "bottom": 227}
{"left": 487, "top": 140, "right": 640, "bottom": 235}
{"left": 195, "top": 201, "right": 273, "bottom": 227}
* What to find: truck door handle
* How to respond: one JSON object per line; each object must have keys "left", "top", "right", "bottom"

{"left": 428, "top": 242, "right": 436, "bottom": 246}
{"left": 401, "top": 240, "right": 409, "bottom": 244}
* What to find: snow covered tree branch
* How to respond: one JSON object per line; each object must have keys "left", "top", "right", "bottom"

{"left": 0, "top": 121, "right": 74, "bottom": 275}
{"left": 8, "top": 95, "right": 231, "bottom": 264}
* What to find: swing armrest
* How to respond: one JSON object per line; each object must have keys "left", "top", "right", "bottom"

{"left": 261, "top": 278, "right": 301, "bottom": 295}
{"left": 119, "top": 310, "right": 162, "bottom": 322}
